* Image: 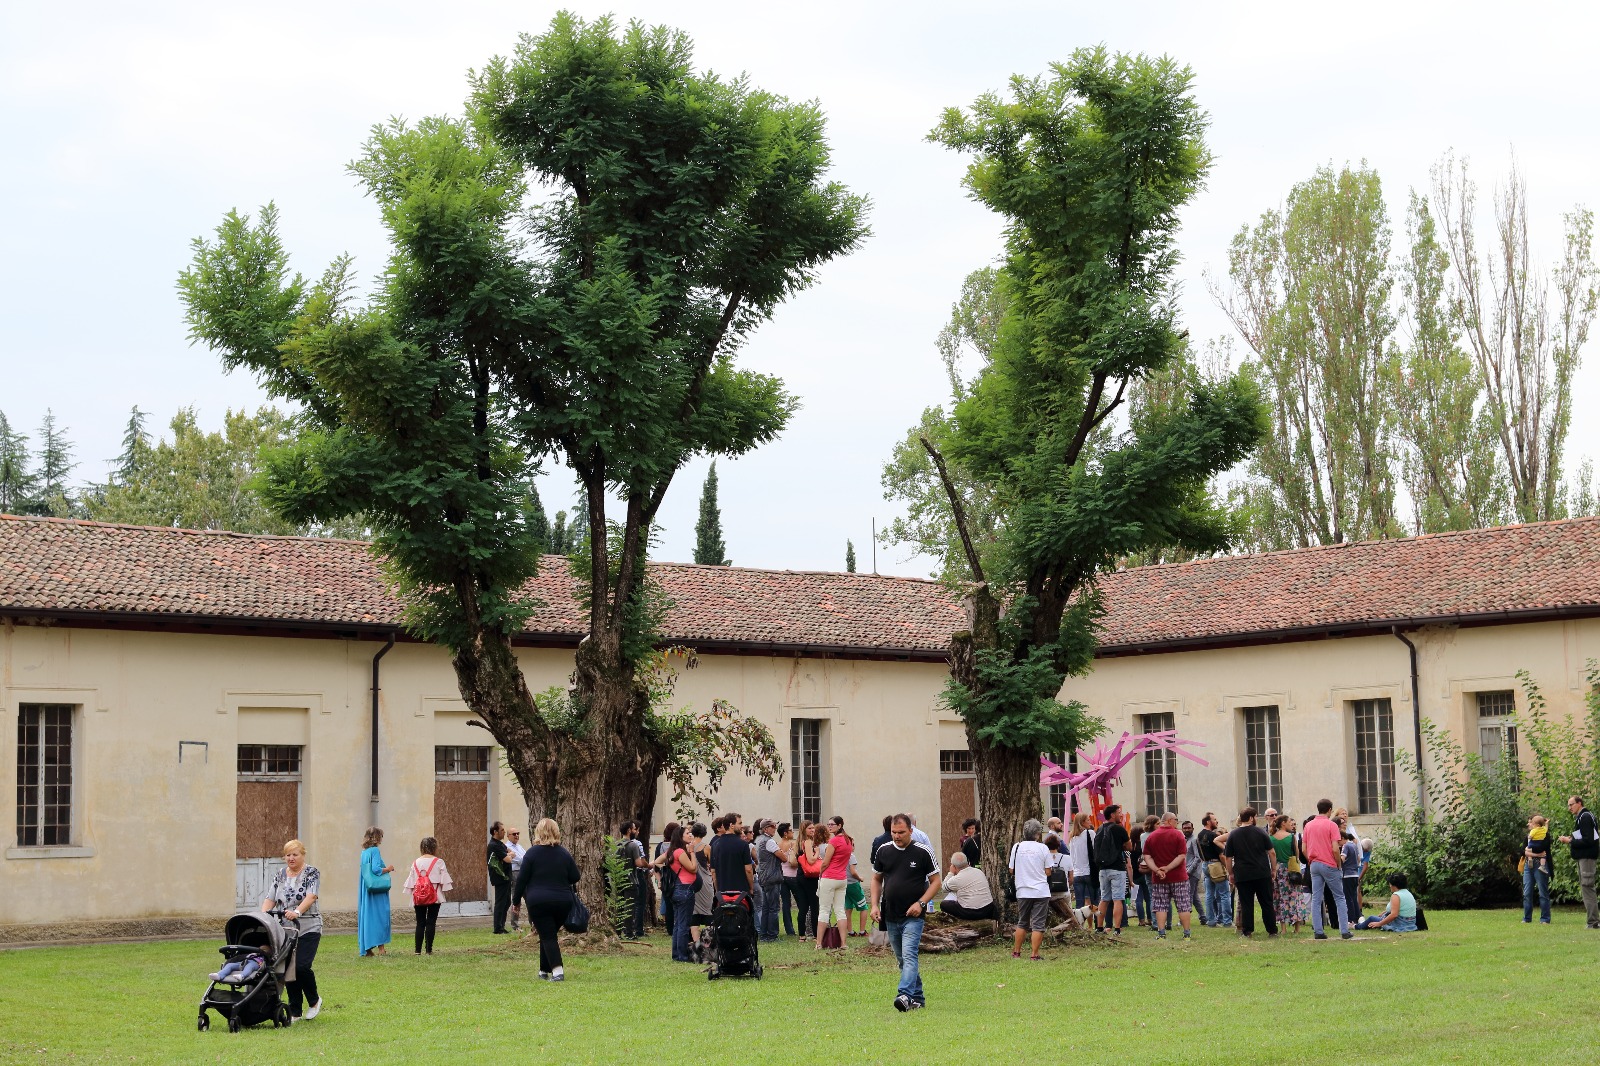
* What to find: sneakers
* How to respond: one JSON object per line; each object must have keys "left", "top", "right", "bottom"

{"left": 207, "top": 972, "right": 225, "bottom": 982}
{"left": 550, "top": 973, "right": 565, "bottom": 983}
{"left": 1182, "top": 931, "right": 1192, "bottom": 940}
{"left": 894, "top": 994, "right": 911, "bottom": 1012}
{"left": 1156, "top": 931, "right": 1166, "bottom": 939}
{"left": 907, "top": 1000, "right": 925, "bottom": 1010}
{"left": 304, "top": 999, "right": 322, "bottom": 1020}
{"left": 538, "top": 972, "right": 550, "bottom": 981}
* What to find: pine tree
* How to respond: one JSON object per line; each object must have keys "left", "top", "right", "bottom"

{"left": 845, "top": 539, "right": 856, "bottom": 572}
{"left": 525, "top": 483, "right": 552, "bottom": 555}
{"left": 114, "top": 406, "right": 151, "bottom": 484}
{"left": 28, "top": 410, "right": 76, "bottom": 517}
{"left": 693, "top": 462, "right": 729, "bottom": 566}
{"left": 0, "top": 411, "right": 35, "bottom": 514}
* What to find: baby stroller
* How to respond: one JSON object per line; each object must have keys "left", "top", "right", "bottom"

{"left": 197, "top": 910, "right": 299, "bottom": 1032}
{"left": 707, "top": 890, "right": 762, "bottom": 979}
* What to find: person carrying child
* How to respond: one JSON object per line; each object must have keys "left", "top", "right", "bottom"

{"left": 1522, "top": 814, "right": 1554, "bottom": 924}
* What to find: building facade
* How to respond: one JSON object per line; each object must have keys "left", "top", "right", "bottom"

{"left": 4, "top": 514, "right": 1599, "bottom": 937}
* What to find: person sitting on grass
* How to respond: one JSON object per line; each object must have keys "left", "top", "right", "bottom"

{"left": 1356, "top": 873, "right": 1418, "bottom": 932}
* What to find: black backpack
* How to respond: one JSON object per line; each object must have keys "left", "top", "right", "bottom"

{"left": 1095, "top": 824, "right": 1124, "bottom": 869}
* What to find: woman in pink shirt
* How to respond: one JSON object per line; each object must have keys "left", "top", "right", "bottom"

{"left": 814, "top": 816, "right": 854, "bottom": 950}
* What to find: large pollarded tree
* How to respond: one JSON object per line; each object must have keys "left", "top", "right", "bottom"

{"left": 180, "top": 14, "right": 867, "bottom": 902}
{"left": 921, "top": 49, "right": 1264, "bottom": 888}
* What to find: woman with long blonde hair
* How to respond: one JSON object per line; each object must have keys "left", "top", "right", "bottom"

{"left": 793, "top": 821, "right": 822, "bottom": 938}
{"left": 511, "top": 818, "right": 581, "bottom": 981}
{"left": 1067, "top": 812, "right": 1099, "bottom": 920}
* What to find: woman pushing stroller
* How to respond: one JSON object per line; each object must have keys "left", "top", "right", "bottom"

{"left": 260, "top": 838, "right": 322, "bottom": 1023}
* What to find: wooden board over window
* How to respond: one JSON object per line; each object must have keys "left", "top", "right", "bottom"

{"left": 434, "top": 778, "right": 488, "bottom": 903}
{"left": 939, "top": 776, "right": 976, "bottom": 867}
{"left": 236, "top": 781, "right": 298, "bottom": 860}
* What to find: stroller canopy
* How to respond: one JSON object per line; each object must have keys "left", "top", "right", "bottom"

{"left": 223, "top": 912, "right": 295, "bottom": 963}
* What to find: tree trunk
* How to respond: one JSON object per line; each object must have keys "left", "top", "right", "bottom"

{"left": 450, "top": 623, "right": 662, "bottom": 914}
{"left": 950, "top": 584, "right": 1044, "bottom": 908}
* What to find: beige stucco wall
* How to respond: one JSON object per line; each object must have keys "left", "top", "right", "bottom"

{"left": 4, "top": 613, "right": 1591, "bottom": 932}
{"left": 0, "top": 622, "right": 949, "bottom": 931}
{"left": 1062, "top": 619, "right": 1598, "bottom": 837}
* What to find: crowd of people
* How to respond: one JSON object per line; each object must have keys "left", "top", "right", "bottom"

{"left": 241, "top": 793, "right": 1600, "bottom": 1020}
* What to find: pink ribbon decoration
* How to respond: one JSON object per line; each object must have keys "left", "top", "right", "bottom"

{"left": 1039, "top": 729, "right": 1208, "bottom": 804}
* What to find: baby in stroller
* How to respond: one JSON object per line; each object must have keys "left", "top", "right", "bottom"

{"left": 209, "top": 952, "right": 267, "bottom": 985}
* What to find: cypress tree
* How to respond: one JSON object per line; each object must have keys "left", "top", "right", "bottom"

{"left": 525, "top": 483, "right": 551, "bottom": 555}
{"left": 693, "top": 462, "right": 730, "bottom": 565}
{"left": 845, "top": 539, "right": 856, "bottom": 572}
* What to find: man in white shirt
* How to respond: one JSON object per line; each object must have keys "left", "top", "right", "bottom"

{"left": 504, "top": 828, "right": 527, "bottom": 932}
{"left": 905, "top": 814, "right": 933, "bottom": 850}
{"left": 1009, "top": 818, "right": 1053, "bottom": 960}
{"left": 939, "top": 852, "right": 998, "bottom": 921}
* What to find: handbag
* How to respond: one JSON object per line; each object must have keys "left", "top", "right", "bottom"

{"left": 820, "top": 925, "right": 843, "bottom": 950}
{"left": 1206, "top": 860, "right": 1227, "bottom": 884}
{"left": 363, "top": 858, "right": 392, "bottom": 893}
{"left": 563, "top": 895, "right": 591, "bottom": 934}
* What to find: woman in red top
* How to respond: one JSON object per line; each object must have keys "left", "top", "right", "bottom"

{"left": 664, "top": 824, "right": 698, "bottom": 963}
{"left": 814, "top": 816, "right": 854, "bottom": 950}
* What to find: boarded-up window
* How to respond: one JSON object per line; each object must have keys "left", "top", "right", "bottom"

{"left": 435, "top": 746, "right": 490, "bottom": 904}
{"left": 236, "top": 744, "right": 300, "bottom": 860}
{"left": 939, "top": 748, "right": 976, "bottom": 865}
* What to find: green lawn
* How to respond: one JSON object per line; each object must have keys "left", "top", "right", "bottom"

{"left": 1, "top": 908, "right": 1595, "bottom": 1064}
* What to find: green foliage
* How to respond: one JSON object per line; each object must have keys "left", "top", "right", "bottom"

{"left": 524, "top": 484, "right": 552, "bottom": 555}
{"left": 925, "top": 48, "right": 1266, "bottom": 765}
{"left": 844, "top": 539, "right": 855, "bottom": 573}
{"left": 600, "top": 834, "right": 634, "bottom": 936}
{"left": 1218, "top": 163, "right": 1402, "bottom": 549}
{"left": 86, "top": 407, "right": 369, "bottom": 536}
{"left": 0, "top": 411, "right": 37, "bottom": 514}
{"left": 1515, "top": 666, "right": 1600, "bottom": 902}
{"left": 692, "top": 462, "right": 729, "bottom": 566}
{"left": 639, "top": 648, "right": 784, "bottom": 822}
{"left": 1370, "top": 717, "right": 1526, "bottom": 908}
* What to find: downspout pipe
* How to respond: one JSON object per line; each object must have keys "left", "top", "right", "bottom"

{"left": 1392, "top": 627, "right": 1425, "bottom": 814}
{"left": 371, "top": 633, "right": 396, "bottom": 810}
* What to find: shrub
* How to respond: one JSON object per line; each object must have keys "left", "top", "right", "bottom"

{"left": 1370, "top": 663, "right": 1600, "bottom": 907}
{"left": 1369, "top": 718, "right": 1525, "bottom": 907}
{"left": 600, "top": 835, "right": 634, "bottom": 936}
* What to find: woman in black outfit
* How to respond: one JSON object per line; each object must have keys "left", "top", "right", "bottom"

{"left": 512, "top": 817, "right": 581, "bottom": 981}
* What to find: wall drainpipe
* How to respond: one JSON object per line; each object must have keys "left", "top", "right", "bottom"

{"left": 371, "top": 633, "right": 396, "bottom": 813}
{"left": 1392, "top": 627, "right": 1425, "bottom": 814}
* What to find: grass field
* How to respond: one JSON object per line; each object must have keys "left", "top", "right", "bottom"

{"left": 2, "top": 908, "right": 1596, "bottom": 1064}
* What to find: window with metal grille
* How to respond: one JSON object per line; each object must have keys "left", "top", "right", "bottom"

{"left": 1140, "top": 712, "right": 1178, "bottom": 816}
{"left": 1242, "top": 706, "right": 1283, "bottom": 812}
{"left": 17, "top": 704, "right": 73, "bottom": 847}
{"left": 236, "top": 744, "right": 302, "bottom": 777}
{"left": 939, "top": 749, "right": 974, "bottom": 775}
{"left": 434, "top": 746, "right": 490, "bottom": 777}
{"left": 1476, "top": 690, "right": 1519, "bottom": 786}
{"left": 790, "top": 719, "right": 821, "bottom": 826}
{"left": 1352, "top": 698, "right": 1397, "bottom": 814}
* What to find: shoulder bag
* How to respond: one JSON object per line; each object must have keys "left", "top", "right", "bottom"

{"left": 363, "top": 854, "right": 392, "bottom": 893}
{"left": 563, "top": 894, "right": 591, "bottom": 934}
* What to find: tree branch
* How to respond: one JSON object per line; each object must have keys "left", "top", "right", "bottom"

{"left": 919, "top": 435, "right": 985, "bottom": 584}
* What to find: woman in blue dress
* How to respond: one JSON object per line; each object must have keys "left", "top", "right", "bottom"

{"left": 358, "top": 826, "right": 394, "bottom": 956}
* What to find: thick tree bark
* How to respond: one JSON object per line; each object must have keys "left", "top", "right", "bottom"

{"left": 450, "top": 616, "right": 663, "bottom": 912}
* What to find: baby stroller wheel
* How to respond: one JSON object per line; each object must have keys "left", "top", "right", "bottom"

{"left": 197, "top": 1014, "right": 209, "bottom": 1032}
{"left": 277, "top": 1005, "right": 291, "bottom": 1028}
{"left": 227, "top": 1016, "right": 242, "bottom": 1034}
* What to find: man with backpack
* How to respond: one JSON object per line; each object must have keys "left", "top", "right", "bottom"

{"left": 1559, "top": 795, "right": 1600, "bottom": 929}
{"left": 1095, "top": 805, "right": 1133, "bottom": 936}
{"left": 755, "top": 819, "right": 785, "bottom": 942}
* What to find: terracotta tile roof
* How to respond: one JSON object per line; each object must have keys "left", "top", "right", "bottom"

{"left": 4, "top": 514, "right": 1600, "bottom": 657}
{"left": 1092, "top": 516, "right": 1600, "bottom": 651}
{"left": 0, "top": 515, "right": 965, "bottom": 657}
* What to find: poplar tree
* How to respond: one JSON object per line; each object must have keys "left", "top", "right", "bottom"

{"left": 925, "top": 49, "right": 1264, "bottom": 887}
{"left": 693, "top": 462, "right": 729, "bottom": 566}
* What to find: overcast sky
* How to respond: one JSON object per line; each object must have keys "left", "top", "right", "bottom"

{"left": 3, "top": 2, "right": 1597, "bottom": 575}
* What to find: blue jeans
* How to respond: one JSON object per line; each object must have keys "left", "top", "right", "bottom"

{"left": 671, "top": 884, "right": 694, "bottom": 961}
{"left": 1205, "top": 875, "right": 1233, "bottom": 927}
{"left": 1188, "top": 872, "right": 1207, "bottom": 923}
{"left": 886, "top": 916, "right": 925, "bottom": 1005}
{"left": 1135, "top": 874, "right": 1153, "bottom": 924}
{"left": 1524, "top": 863, "right": 1552, "bottom": 922}
{"left": 758, "top": 880, "right": 781, "bottom": 939}
{"left": 1310, "top": 861, "right": 1349, "bottom": 935}
{"left": 1073, "top": 875, "right": 1099, "bottom": 908}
